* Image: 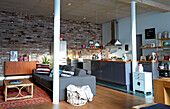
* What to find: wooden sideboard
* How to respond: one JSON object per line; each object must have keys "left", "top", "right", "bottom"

{"left": 5, "top": 61, "right": 37, "bottom": 76}
{"left": 154, "top": 78, "right": 170, "bottom": 105}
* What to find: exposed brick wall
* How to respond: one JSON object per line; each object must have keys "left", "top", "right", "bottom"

{"left": 61, "top": 19, "right": 102, "bottom": 47}
{"left": 0, "top": 11, "right": 102, "bottom": 77}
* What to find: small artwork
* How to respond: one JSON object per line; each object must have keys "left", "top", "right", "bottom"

{"left": 145, "top": 28, "right": 155, "bottom": 39}
{"left": 10, "top": 51, "right": 18, "bottom": 61}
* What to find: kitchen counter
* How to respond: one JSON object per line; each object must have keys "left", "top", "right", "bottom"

{"left": 68, "top": 58, "right": 131, "bottom": 63}
{"left": 91, "top": 60, "right": 131, "bottom": 90}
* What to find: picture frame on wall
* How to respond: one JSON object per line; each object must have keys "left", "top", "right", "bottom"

{"left": 145, "top": 28, "right": 156, "bottom": 39}
{"left": 10, "top": 51, "right": 18, "bottom": 61}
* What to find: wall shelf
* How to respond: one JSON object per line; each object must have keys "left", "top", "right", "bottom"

{"left": 158, "top": 69, "right": 170, "bottom": 71}
{"left": 158, "top": 60, "right": 170, "bottom": 62}
{"left": 157, "top": 46, "right": 170, "bottom": 48}
{"left": 67, "top": 47, "right": 103, "bottom": 50}
{"left": 140, "top": 47, "right": 156, "bottom": 49}
{"left": 157, "top": 38, "right": 170, "bottom": 40}
{"left": 157, "top": 51, "right": 170, "bottom": 53}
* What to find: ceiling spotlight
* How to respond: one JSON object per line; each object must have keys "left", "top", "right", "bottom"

{"left": 67, "top": 3, "right": 71, "bottom": 6}
{"left": 83, "top": 17, "right": 86, "bottom": 20}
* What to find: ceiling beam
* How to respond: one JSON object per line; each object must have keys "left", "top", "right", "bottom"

{"left": 118, "top": 0, "right": 170, "bottom": 12}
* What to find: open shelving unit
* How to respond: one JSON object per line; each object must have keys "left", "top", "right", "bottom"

{"left": 156, "top": 38, "right": 170, "bottom": 77}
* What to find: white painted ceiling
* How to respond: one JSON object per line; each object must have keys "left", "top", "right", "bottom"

{"left": 0, "top": 0, "right": 170, "bottom": 24}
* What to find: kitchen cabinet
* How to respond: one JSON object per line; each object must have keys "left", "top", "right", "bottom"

{"left": 91, "top": 60, "right": 131, "bottom": 89}
{"left": 91, "top": 61, "right": 102, "bottom": 80}
{"left": 100, "top": 61, "right": 112, "bottom": 81}
{"left": 156, "top": 38, "right": 170, "bottom": 77}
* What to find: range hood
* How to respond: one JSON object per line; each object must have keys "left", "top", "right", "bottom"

{"left": 106, "top": 20, "right": 121, "bottom": 46}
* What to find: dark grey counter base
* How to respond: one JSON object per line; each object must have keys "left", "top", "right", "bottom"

{"left": 91, "top": 61, "right": 132, "bottom": 90}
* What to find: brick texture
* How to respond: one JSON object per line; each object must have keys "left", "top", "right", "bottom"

{"left": 0, "top": 11, "right": 102, "bottom": 77}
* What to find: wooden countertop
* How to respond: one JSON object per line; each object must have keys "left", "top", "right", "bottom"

{"left": 137, "top": 60, "right": 158, "bottom": 63}
{"left": 68, "top": 58, "right": 131, "bottom": 63}
{"left": 68, "top": 58, "right": 159, "bottom": 63}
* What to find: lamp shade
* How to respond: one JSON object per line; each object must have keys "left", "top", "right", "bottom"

{"left": 114, "top": 40, "right": 121, "bottom": 46}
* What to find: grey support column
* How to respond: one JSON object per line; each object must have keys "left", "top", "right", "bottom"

{"left": 53, "top": 0, "right": 60, "bottom": 104}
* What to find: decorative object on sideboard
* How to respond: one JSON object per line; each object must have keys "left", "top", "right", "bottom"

{"left": 42, "top": 56, "right": 50, "bottom": 64}
{"left": 94, "top": 42, "right": 100, "bottom": 48}
{"left": 163, "top": 31, "right": 168, "bottom": 38}
{"left": 23, "top": 54, "right": 28, "bottom": 61}
{"left": 151, "top": 52, "right": 157, "bottom": 61}
{"left": 89, "top": 40, "right": 94, "bottom": 48}
{"left": 10, "top": 51, "right": 18, "bottom": 61}
{"left": 164, "top": 41, "right": 169, "bottom": 46}
{"left": 18, "top": 56, "right": 23, "bottom": 61}
{"left": 140, "top": 56, "right": 146, "bottom": 61}
{"left": 157, "top": 32, "right": 162, "bottom": 39}
{"left": 60, "top": 35, "right": 63, "bottom": 41}
{"left": 82, "top": 45, "right": 86, "bottom": 48}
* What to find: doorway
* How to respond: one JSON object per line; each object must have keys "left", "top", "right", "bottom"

{"left": 136, "top": 34, "right": 142, "bottom": 60}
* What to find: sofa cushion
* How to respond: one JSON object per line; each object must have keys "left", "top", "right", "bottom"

{"left": 36, "top": 63, "right": 50, "bottom": 75}
{"left": 60, "top": 70, "right": 74, "bottom": 77}
{"left": 63, "top": 65, "right": 75, "bottom": 72}
{"left": 74, "top": 68, "right": 86, "bottom": 76}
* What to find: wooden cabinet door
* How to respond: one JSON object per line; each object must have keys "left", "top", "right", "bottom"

{"left": 5, "top": 61, "right": 37, "bottom": 75}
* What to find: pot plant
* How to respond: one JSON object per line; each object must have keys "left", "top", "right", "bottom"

{"left": 42, "top": 56, "right": 50, "bottom": 64}
{"left": 23, "top": 54, "right": 28, "bottom": 61}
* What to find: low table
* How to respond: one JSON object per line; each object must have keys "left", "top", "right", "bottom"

{"left": 4, "top": 79, "right": 33, "bottom": 101}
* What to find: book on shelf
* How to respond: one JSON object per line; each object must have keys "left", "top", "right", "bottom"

{"left": 9, "top": 80, "right": 22, "bottom": 84}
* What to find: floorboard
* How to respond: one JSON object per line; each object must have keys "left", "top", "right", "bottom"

{"left": 13, "top": 85, "right": 154, "bottom": 109}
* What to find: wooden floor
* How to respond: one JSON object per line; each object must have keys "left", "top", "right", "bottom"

{"left": 14, "top": 85, "right": 154, "bottom": 109}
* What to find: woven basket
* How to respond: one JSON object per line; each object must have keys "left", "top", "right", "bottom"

{"left": 67, "top": 89, "right": 87, "bottom": 106}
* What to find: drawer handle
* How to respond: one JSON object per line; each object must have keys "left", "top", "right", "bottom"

{"left": 137, "top": 82, "right": 140, "bottom": 86}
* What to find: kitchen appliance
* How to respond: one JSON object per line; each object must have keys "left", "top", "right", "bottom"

{"left": 164, "top": 42, "right": 169, "bottom": 46}
{"left": 51, "top": 41, "right": 67, "bottom": 66}
{"left": 92, "top": 54, "right": 99, "bottom": 59}
{"left": 163, "top": 31, "right": 168, "bottom": 38}
{"left": 140, "top": 56, "right": 146, "bottom": 61}
{"left": 164, "top": 56, "right": 169, "bottom": 60}
{"left": 157, "top": 32, "right": 162, "bottom": 39}
{"left": 152, "top": 52, "right": 157, "bottom": 61}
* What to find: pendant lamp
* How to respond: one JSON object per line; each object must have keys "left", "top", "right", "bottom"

{"left": 114, "top": 2, "right": 121, "bottom": 46}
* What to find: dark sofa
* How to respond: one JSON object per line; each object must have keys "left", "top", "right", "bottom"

{"left": 32, "top": 65, "right": 96, "bottom": 101}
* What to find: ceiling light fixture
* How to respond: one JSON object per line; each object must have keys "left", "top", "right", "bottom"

{"left": 83, "top": 17, "right": 86, "bottom": 20}
{"left": 67, "top": 3, "right": 71, "bottom": 6}
{"left": 114, "top": 2, "right": 121, "bottom": 46}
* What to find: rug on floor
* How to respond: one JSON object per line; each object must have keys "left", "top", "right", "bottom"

{"left": 0, "top": 84, "right": 52, "bottom": 109}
